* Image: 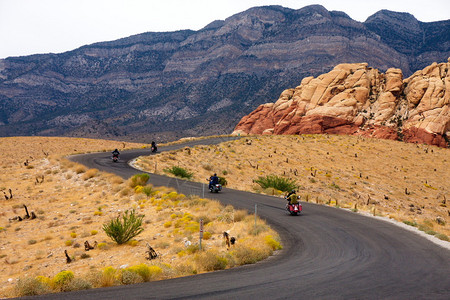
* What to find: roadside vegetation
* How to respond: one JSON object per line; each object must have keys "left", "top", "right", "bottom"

{"left": 0, "top": 137, "right": 281, "bottom": 298}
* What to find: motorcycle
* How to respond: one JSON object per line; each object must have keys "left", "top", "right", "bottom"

{"left": 112, "top": 153, "right": 119, "bottom": 162}
{"left": 209, "top": 183, "right": 222, "bottom": 193}
{"left": 151, "top": 142, "right": 157, "bottom": 153}
{"left": 286, "top": 202, "right": 302, "bottom": 215}
{"left": 285, "top": 196, "right": 302, "bottom": 215}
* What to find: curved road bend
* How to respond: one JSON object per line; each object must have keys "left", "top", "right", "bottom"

{"left": 35, "top": 137, "right": 449, "bottom": 299}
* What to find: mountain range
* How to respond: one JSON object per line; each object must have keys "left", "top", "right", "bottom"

{"left": 0, "top": 5, "right": 449, "bottom": 141}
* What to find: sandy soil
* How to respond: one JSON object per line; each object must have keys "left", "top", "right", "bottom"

{"left": 0, "top": 137, "right": 280, "bottom": 297}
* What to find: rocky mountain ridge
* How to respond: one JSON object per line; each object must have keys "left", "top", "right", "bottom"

{"left": 0, "top": 5, "right": 449, "bottom": 141}
{"left": 233, "top": 59, "right": 450, "bottom": 147}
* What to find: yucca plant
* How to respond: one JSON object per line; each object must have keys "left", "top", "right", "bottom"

{"left": 103, "top": 210, "right": 144, "bottom": 244}
{"left": 254, "top": 175, "right": 297, "bottom": 192}
{"left": 164, "top": 166, "right": 193, "bottom": 179}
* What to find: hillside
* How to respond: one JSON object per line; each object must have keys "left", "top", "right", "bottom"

{"left": 0, "top": 5, "right": 449, "bottom": 141}
{"left": 134, "top": 135, "right": 450, "bottom": 239}
{"left": 0, "top": 137, "right": 280, "bottom": 297}
{"left": 233, "top": 60, "right": 450, "bottom": 147}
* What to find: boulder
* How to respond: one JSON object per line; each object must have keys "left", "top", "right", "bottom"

{"left": 233, "top": 60, "right": 450, "bottom": 147}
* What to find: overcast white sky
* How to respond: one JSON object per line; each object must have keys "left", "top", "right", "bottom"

{"left": 0, "top": 0, "right": 449, "bottom": 59}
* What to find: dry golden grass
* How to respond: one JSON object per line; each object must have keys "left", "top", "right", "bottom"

{"left": 0, "top": 136, "right": 280, "bottom": 298}
{"left": 135, "top": 134, "right": 450, "bottom": 238}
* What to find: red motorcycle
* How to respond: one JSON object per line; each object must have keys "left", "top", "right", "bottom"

{"left": 112, "top": 153, "right": 119, "bottom": 162}
{"left": 286, "top": 202, "right": 302, "bottom": 215}
{"left": 285, "top": 195, "right": 302, "bottom": 215}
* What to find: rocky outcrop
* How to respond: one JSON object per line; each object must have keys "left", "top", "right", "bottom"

{"left": 233, "top": 60, "right": 450, "bottom": 147}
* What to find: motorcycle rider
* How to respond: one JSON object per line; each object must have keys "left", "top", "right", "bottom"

{"left": 209, "top": 173, "right": 219, "bottom": 190}
{"left": 151, "top": 141, "right": 157, "bottom": 152}
{"left": 286, "top": 190, "right": 299, "bottom": 205}
{"left": 112, "top": 148, "right": 120, "bottom": 158}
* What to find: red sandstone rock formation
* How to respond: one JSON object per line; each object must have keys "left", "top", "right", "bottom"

{"left": 233, "top": 59, "right": 450, "bottom": 147}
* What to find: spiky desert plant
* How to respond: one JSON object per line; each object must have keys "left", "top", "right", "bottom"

{"left": 102, "top": 209, "right": 144, "bottom": 244}
{"left": 254, "top": 175, "right": 297, "bottom": 192}
{"left": 163, "top": 166, "right": 193, "bottom": 179}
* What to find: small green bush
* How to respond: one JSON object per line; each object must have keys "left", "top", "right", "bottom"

{"left": 254, "top": 175, "right": 297, "bottom": 192}
{"left": 164, "top": 166, "right": 193, "bottom": 179}
{"left": 129, "top": 173, "right": 150, "bottom": 188}
{"left": 435, "top": 233, "right": 449, "bottom": 241}
{"left": 403, "top": 220, "right": 418, "bottom": 227}
{"left": 219, "top": 176, "right": 228, "bottom": 186}
{"left": 102, "top": 209, "right": 144, "bottom": 244}
{"left": 142, "top": 185, "right": 154, "bottom": 197}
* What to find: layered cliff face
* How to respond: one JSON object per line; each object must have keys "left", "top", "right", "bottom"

{"left": 233, "top": 60, "right": 450, "bottom": 147}
{"left": 0, "top": 5, "right": 449, "bottom": 141}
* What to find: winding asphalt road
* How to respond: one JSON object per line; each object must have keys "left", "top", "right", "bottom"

{"left": 38, "top": 137, "right": 449, "bottom": 299}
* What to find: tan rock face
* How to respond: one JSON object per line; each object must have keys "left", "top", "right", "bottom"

{"left": 233, "top": 61, "right": 450, "bottom": 147}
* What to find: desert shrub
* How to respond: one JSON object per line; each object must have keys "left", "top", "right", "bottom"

{"left": 435, "top": 233, "right": 449, "bottom": 241}
{"left": 100, "top": 266, "right": 119, "bottom": 287}
{"left": 203, "top": 231, "right": 212, "bottom": 240}
{"left": 232, "top": 245, "right": 268, "bottom": 265}
{"left": 75, "top": 165, "right": 87, "bottom": 174}
{"left": 127, "top": 240, "right": 139, "bottom": 247}
{"left": 28, "top": 239, "right": 37, "bottom": 245}
{"left": 195, "top": 251, "right": 228, "bottom": 271}
{"left": 249, "top": 224, "right": 269, "bottom": 236}
{"left": 102, "top": 209, "right": 144, "bottom": 244}
{"left": 65, "top": 240, "right": 73, "bottom": 246}
{"left": 91, "top": 230, "right": 98, "bottom": 235}
{"left": 164, "top": 166, "right": 193, "bottom": 179}
{"left": 52, "top": 270, "right": 75, "bottom": 291}
{"left": 15, "top": 277, "right": 51, "bottom": 296}
{"left": 110, "top": 175, "right": 124, "bottom": 185}
{"left": 120, "top": 270, "right": 144, "bottom": 285}
{"left": 219, "top": 176, "right": 228, "bottom": 186}
{"left": 142, "top": 185, "right": 154, "bottom": 197}
{"left": 82, "top": 168, "right": 99, "bottom": 180}
{"left": 64, "top": 277, "right": 92, "bottom": 291}
{"left": 185, "top": 244, "right": 200, "bottom": 255}
{"left": 234, "top": 210, "right": 247, "bottom": 222}
{"left": 403, "top": 220, "right": 418, "bottom": 227}
{"left": 126, "top": 264, "right": 162, "bottom": 282}
{"left": 254, "top": 175, "right": 297, "bottom": 192}
{"left": 120, "top": 187, "right": 132, "bottom": 196}
{"left": 97, "top": 242, "right": 109, "bottom": 250}
{"left": 264, "top": 235, "right": 282, "bottom": 250}
{"left": 129, "top": 173, "right": 150, "bottom": 188}
{"left": 202, "top": 163, "right": 213, "bottom": 171}
{"left": 70, "top": 232, "right": 77, "bottom": 238}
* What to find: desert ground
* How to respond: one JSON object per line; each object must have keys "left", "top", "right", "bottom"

{"left": 0, "top": 137, "right": 281, "bottom": 297}
{"left": 135, "top": 134, "right": 449, "bottom": 239}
